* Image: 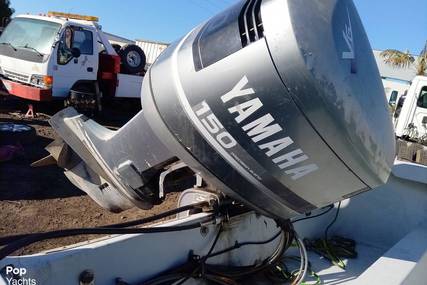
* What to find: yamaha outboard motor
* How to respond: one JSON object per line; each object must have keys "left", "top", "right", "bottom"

{"left": 48, "top": 0, "right": 395, "bottom": 220}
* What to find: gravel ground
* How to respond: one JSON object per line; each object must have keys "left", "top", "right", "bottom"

{"left": 0, "top": 98, "right": 177, "bottom": 255}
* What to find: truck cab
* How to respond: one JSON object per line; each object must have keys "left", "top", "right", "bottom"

{"left": 395, "top": 75, "right": 427, "bottom": 142}
{"left": 0, "top": 12, "right": 146, "bottom": 110}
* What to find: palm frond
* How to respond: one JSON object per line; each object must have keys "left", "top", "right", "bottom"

{"left": 416, "top": 56, "right": 427, "bottom": 76}
{"left": 380, "top": 49, "right": 415, "bottom": 69}
{"left": 416, "top": 41, "right": 427, "bottom": 76}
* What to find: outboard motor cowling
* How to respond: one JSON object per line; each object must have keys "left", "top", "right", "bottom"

{"left": 48, "top": 0, "right": 395, "bottom": 220}
{"left": 142, "top": 0, "right": 395, "bottom": 218}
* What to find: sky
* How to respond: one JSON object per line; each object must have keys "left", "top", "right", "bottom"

{"left": 9, "top": 0, "right": 427, "bottom": 54}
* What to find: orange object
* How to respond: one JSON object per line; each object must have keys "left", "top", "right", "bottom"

{"left": 47, "top": 11, "right": 99, "bottom": 22}
{"left": 0, "top": 78, "right": 52, "bottom": 101}
{"left": 43, "top": 75, "right": 53, "bottom": 87}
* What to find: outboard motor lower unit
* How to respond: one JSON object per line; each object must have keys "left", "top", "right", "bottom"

{"left": 48, "top": 0, "right": 395, "bottom": 220}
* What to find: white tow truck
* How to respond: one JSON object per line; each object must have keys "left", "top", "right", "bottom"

{"left": 394, "top": 75, "right": 427, "bottom": 164}
{"left": 0, "top": 12, "right": 147, "bottom": 112}
{"left": 395, "top": 75, "right": 427, "bottom": 141}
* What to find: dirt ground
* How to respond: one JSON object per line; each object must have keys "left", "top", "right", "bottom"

{"left": 0, "top": 97, "right": 177, "bottom": 255}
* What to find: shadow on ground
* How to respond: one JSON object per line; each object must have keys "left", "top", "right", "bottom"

{"left": 0, "top": 127, "right": 84, "bottom": 200}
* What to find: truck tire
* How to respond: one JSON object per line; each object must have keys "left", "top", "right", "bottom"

{"left": 119, "top": 44, "right": 146, "bottom": 74}
{"left": 0, "top": 123, "right": 36, "bottom": 145}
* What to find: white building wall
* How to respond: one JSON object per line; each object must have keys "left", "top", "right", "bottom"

{"left": 374, "top": 49, "right": 419, "bottom": 104}
{"left": 135, "top": 39, "right": 169, "bottom": 67}
{"left": 382, "top": 79, "right": 410, "bottom": 104}
{"left": 373, "top": 49, "right": 418, "bottom": 82}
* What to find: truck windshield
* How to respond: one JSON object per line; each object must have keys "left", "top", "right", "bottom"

{"left": 0, "top": 17, "right": 61, "bottom": 55}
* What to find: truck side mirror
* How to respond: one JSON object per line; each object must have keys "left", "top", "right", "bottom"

{"left": 71, "top": 47, "right": 81, "bottom": 58}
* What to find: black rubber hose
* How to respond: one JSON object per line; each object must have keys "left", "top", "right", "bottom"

{"left": 141, "top": 227, "right": 285, "bottom": 285}
{"left": 204, "top": 229, "right": 289, "bottom": 279}
{"left": 324, "top": 201, "right": 341, "bottom": 240}
{"left": 291, "top": 204, "right": 334, "bottom": 224}
{"left": 136, "top": 222, "right": 293, "bottom": 285}
{"left": 173, "top": 226, "right": 223, "bottom": 285}
{"left": 0, "top": 217, "right": 213, "bottom": 260}
{"left": 206, "top": 229, "right": 282, "bottom": 259}
{"left": 0, "top": 202, "right": 209, "bottom": 245}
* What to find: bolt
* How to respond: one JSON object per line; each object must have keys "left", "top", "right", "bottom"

{"left": 79, "top": 270, "right": 95, "bottom": 285}
{"left": 200, "top": 226, "right": 209, "bottom": 237}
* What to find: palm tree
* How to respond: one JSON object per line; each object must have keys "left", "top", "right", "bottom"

{"left": 380, "top": 41, "right": 427, "bottom": 76}
{"left": 415, "top": 43, "right": 427, "bottom": 76}
{"left": 0, "top": 0, "right": 14, "bottom": 27}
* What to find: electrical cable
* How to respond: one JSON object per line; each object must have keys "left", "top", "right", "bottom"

{"left": 1, "top": 198, "right": 305, "bottom": 285}
{"left": 0, "top": 193, "right": 312, "bottom": 285}
{"left": 174, "top": 225, "right": 224, "bottom": 285}
{"left": 141, "top": 225, "right": 234, "bottom": 285}
{"left": 261, "top": 236, "right": 309, "bottom": 285}
{"left": 292, "top": 236, "right": 308, "bottom": 285}
{"left": 304, "top": 202, "right": 357, "bottom": 270}
{"left": 0, "top": 201, "right": 209, "bottom": 246}
{"left": 0, "top": 216, "right": 214, "bottom": 260}
{"left": 278, "top": 257, "right": 321, "bottom": 285}
{"left": 324, "top": 201, "right": 341, "bottom": 241}
{"left": 263, "top": 204, "right": 347, "bottom": 284}
{"left": 141, "top": 222, "right": 294, "bottom": 285}
{"left": 206, "top": 229, "right": 282, "bottom": 259}
{"left": 203, "top": 229, "right": 289, "bottom": 280}
{"left": 292, "top": 240, "right": 305, "bottom": 285}
{"left": 321, "top": 201, "right": 347, "bottom": 269}
{"left": 201, "top": 227, "right": 291, "bottom": 282}
{"left": 291, "top": 204, "right": 334, "bottom": 224}
{"left": 0, "top": 198, "right": 298, "bottom": 284}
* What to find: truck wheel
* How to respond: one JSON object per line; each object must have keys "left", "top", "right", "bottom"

{"left": 0, "top": 123, "right": 36, "bottom": 145}
{"left": 119, "top": 44, "right": 146, "bottom": 74}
